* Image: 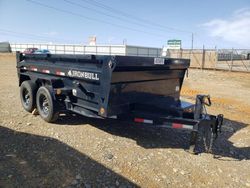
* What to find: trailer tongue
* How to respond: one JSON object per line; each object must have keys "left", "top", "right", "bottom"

{"left": 17, "top": 53, "right": 223, "bottom": 153}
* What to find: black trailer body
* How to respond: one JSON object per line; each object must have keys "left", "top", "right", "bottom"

{"left": 16, "top": 53, "right": 223, "bottom": 153}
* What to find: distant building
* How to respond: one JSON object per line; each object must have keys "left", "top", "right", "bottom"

{"left": 10, "top": 43, "right": 162, "bottom": 57}
{"left": 0, "top": 42, "right": 12, "bottom": 52}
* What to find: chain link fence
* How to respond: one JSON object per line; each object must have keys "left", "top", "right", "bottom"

{"left": 167, "top": 49, "right": 250, "bottom": 72}
{"left": 216, "top": 49, "right": 250, "bottom": 72}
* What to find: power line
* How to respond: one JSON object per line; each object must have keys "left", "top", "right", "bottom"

{"left": 63, "top": 0, "right": 182, "bottom": 34}
{"left": 79, "top": 0, "right": 192, "bottom": 34}
{"left": 63, "top": 0, "right": 157, "bottom": 31}
{"left": 0, "top": 31, "right": 55, "bottom": 43}
{"left": 0, "top": 28, "right": 77, "bottom": 43}
{"left": 26, "top": 0, "right": 167, "bottom": 38}
{"left": 0, "top": 30, "right": 54, "bottom": 42}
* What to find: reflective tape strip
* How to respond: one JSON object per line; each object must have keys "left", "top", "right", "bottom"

{"left": 134, "top": 118, "right": 153, "bottom": 124}
{"left": 182, "top": 124, "right": 193, "bottom": 130}
{"left": 109, "top": 115, "right": 117, "bottom": 119}
{"left": 134, "top": 118, "right": 144, "bottom": 123}
{"left": 172, "top": 123, "right": 193, "bottom": 130}
{"left": 172, "top": 123, "right": 183, "bottom": 129}
{"left": 56, "top": 71, "right": 65, "bottom": 76}
{"left": 161, "top": 121, "right": 194, "bottom": 130}
{"left": 42, "top": 69, "right": 50, "bottom": 73}
{"left": 144, "top": 119, "right": 153, "bottom": 124}
{"left": 31, "top": 67, "right": 37, "bottom": 71}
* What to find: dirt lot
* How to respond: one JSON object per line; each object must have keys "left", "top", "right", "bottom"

{"left": 0, "top": 53, "right": 250, "bottom": 187}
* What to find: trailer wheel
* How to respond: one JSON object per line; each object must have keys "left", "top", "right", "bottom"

{"left": 36, "top": 86, "right": 59, "bottom": 123}
{"left": 20, "top": 80, "right": 37, "bottom": 112}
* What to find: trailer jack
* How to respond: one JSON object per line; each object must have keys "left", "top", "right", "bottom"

{"left": 189, "top": 95, "right": 224, "bottom": 154}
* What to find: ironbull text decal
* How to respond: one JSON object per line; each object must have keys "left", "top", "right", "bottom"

{"left": 67, "top": 70, "right": 100, "bottom": 80}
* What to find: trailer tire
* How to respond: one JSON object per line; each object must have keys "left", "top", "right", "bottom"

{"left": 20, "top": 80, "right": 37, "bottom": 112}
{"left": 36, "top": 86, "right": 59, "bottom": 123}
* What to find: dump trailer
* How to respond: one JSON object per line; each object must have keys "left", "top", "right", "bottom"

{"left": 16, "top": 53, "right": 223, "bottom": 153}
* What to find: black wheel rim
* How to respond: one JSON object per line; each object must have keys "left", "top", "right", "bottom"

{"left": 22, "top": 88, "right": 30, "bottom": 107}
{"left": 39, "top": 94, "right": 50, "bottom": 116}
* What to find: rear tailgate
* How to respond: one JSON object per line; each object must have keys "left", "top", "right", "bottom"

{"left": 108, "top": 56, "right": 190, "bottom": 116}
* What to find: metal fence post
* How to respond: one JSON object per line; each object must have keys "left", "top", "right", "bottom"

{"left": 230, "top": 48, "right": 234, "bottom": 71}
{"left": 215, "top": 46, "right": 218, "bottom": 70}
{"left": 201, "top": 45, "right": 205, "bottom": 69}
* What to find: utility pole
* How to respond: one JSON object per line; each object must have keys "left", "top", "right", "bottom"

{"left": 189, "top": 32, "right": 194, "bottom": 58}
{"left": 191, "top": 32, "right": 194, "bottom": 51}
{"left": 123, "top": 39, "right": 127, "bottom": 45}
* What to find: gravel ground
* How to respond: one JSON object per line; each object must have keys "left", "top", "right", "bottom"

{"left": 0, "top": 53, "right": 250, "bottom": 187}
